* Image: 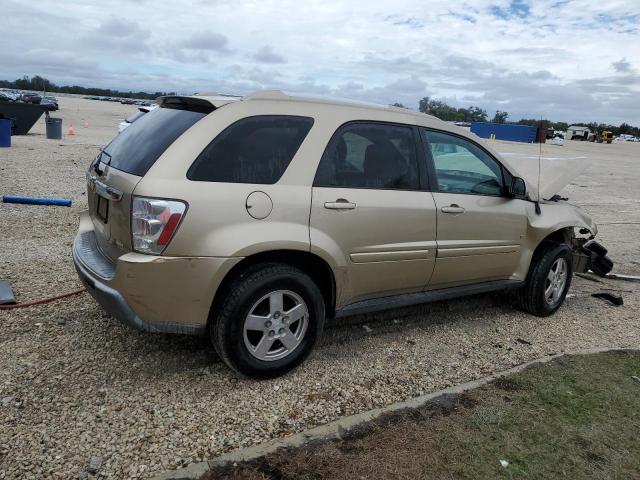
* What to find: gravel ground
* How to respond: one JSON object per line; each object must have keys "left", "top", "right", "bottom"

{"left": 1, "top": 97, "right": 639, "bottom": 479}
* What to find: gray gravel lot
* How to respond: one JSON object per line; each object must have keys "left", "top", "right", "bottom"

{"left": 1, "top": 97, "right": 639, "bottom": 479}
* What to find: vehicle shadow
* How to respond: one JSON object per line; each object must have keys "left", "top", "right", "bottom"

{"left": 84, "top": 290, "right": 515, "bottom": 378}
{"left": 323, "top": 290, "right": 514, "bottom": 343}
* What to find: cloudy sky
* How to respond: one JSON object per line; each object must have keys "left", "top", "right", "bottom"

{"left": 2, "top": 0, "right": 639, "bottom": 124}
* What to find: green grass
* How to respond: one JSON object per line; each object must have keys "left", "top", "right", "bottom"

{"left": 430, "top": 351, "right": 640, "bottom": 479}
{"left": 203, "top": 351, "right": 640, "bottom": 480}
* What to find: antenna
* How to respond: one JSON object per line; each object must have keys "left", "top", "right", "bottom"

{"left": 535, "top": 116, "right": 542, "bottom": 214}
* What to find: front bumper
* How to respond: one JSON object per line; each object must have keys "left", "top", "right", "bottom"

{"left": 73, "top": 221, "right": 241, "bottom": 335}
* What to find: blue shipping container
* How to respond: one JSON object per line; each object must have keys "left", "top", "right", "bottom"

{"left": 471, "top": 122, "right": 537, "bottom": 143}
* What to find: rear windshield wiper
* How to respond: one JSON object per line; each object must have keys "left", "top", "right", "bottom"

{"left": 94, "top": 149, "right": 112, "bottom": 176}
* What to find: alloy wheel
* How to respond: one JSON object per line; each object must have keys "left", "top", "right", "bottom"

{"left": 544, "top": 257, "right": 568, "bottom": 306}
{"left": 243, "top": 290, "right": 309, "bottom": 361}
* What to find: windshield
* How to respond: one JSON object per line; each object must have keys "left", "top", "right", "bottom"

{"left": 104, "top": 107, "right": 207, "bottom": 176}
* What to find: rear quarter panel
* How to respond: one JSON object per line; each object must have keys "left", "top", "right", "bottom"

{"left": 134, "top": 101, "right": 323, "bottom": 258}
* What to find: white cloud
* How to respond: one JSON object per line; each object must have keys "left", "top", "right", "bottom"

{"left": 252, "top": 46, "right": 287, "bottom": 64}
{"left": 1, "top": 0, "right": 638, "bottom": 124}
{"left": 180, "top": 31, "right": 229, "bottom": 51}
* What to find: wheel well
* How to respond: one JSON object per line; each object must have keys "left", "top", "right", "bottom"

{"left": 209, "top": 250, "right": 336, "bottom": 323}
{"left": 530, "top": 227, "right": 574, "bottom": 266}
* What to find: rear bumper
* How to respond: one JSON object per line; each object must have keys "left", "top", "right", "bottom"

{"left": 73, "top": 234, "right": 206, "bottom": 334}
{"left": 73, "top": 214, "right": 241, "bottom": 334}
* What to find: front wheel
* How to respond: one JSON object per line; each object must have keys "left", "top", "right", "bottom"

{"left": 211, "top": 263, "right": 325, "bottom": 378}
{"left": 517, "top": 244, "right": 573, "bottom": 317}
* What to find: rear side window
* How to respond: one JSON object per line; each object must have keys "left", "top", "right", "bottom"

{"left": 104, "top": 107, "right": 206, "bottom": 176}
{"left": 187, "top": 115, "right": 314, "bottom": 184}
{"left": 314, "top": 122, "right": 420, "bottom": 190}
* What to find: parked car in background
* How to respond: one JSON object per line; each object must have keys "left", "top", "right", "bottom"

{"left": 0, "top": 90, "right": 20, "bottom": 101}
{"left": 19, "top": 92, "right": 42, "bottom": 104}
{"left": 40, "top": 96, "right": 59, "bottom": 111}
{"left": 618, "top": 134, "right": 640, "bottom": 142}
{"left": 117, "top": 104, "right": 158, "bottom": 132}
{"left": 74, "top": 91, "right": 611, "bottom": 378}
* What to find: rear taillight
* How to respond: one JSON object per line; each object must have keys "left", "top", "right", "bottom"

{"left": 131, "top": 197, "right": 187, "bottom": 254}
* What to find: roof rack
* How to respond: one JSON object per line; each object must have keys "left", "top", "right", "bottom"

{"left": 244, "top": 90, "right": 403, "bottom": 111}
{"left": 244, "top": 90, "right": 291, "bottom": 101}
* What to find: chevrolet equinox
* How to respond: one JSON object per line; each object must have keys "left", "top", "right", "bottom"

{"left": 73, "top": 90, "right": 609, "bottom": 378}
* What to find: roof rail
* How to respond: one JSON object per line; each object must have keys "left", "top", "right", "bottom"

{"left": 244, "top": 90, "right": 390, "bottom": 109}
{"left": 241, "top": 90, "right": 438, "bottom": 121}
{"left": 244, "top": 90, "right": 290, "bottom": 101}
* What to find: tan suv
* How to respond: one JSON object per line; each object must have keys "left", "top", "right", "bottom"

{"left": 73, "top": 90, "right": 610, "bottom": 377}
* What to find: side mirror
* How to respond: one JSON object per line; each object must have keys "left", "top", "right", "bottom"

{"left": 507, "top": 177, "right": 526, "bottom": 198}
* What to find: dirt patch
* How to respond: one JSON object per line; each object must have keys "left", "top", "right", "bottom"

{"left": 491, "top": 376, "right": 525, "bottom": 391}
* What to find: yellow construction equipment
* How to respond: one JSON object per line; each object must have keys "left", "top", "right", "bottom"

{"left": 590, "top": 131, "right": 614, "bottom": 144}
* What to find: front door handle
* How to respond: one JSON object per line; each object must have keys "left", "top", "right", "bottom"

{"left": 324, "top": 198, "right": 356, "bottom": 210}
{"left": 441, "top": 204, "right": 465, "bottom": 214}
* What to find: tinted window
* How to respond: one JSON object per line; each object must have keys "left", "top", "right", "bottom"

{"left": 314, "top": 123, "right": 419, "bottom": 190}
{"left": 188, "top": 115, "right": 313, "bottom": 184}
{"left": 423, "top": 130, "right": 504, "bottom": 195}
{"left": 104, "top": 107, "right": 206, "bottom": 176}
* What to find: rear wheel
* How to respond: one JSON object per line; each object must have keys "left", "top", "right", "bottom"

{"left": 211, "top": 263, "right": 325, "bottom": 378}
{"left": 517, "top": 244, "right": 573, "bottom": 317}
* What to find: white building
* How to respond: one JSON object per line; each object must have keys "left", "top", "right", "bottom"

{"left": 566, "top": 125, "right": 591, "bottom": 140}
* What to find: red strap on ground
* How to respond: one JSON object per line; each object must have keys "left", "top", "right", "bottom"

{"left": 0, "top": 288, "right": 86, "bottom": 310}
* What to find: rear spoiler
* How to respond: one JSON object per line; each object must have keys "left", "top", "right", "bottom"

{"left": 156, "top": 94, "right": 241, "bottom": 113}
{"left": 156, "top": 96, "right": 217, "bottom": 114}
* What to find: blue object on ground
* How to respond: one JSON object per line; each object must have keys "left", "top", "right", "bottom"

{"left": 2, "top": 195, "right": 72, "bottom": 207}
{"left": 0, "top": 119, "right": 11, "bottom": 147}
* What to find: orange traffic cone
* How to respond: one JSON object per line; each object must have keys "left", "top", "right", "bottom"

{"left": 67, "top": 125, "right": 75, "bottom": 136}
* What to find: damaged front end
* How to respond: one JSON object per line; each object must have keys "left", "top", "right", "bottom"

{"left": 529, "top": 198, "right": 614, "bottom": 278}
{"left": 573, "top": 237, "right": 614, "bottom": 277}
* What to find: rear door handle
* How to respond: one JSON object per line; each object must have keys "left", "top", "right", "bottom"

{"left": 324, "top": 199, "right": 356, "bottom": 210}
{"left": 441, "top": 204, "right": 465, "bottom": 214}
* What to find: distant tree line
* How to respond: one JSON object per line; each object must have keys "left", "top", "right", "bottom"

{"left": 418, "top": 97, "right": 489, "bottom": 123}
{"left": 403, "top": 96, "right": 639, "bottom": 137}
{"left": 3, "top": 76, "right": 637, "bottom": 136}
{"left": 0, "top": 75, "right": 175, "bottom": 100}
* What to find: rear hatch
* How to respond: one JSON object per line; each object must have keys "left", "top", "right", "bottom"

{"left": 87, "top": 96, "right": 218, "bottom": 262}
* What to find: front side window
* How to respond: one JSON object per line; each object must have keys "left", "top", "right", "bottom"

{"left": 423, "top": 130, "right": 504, "bottom": 195}
{"left": 188, "top": 115, "right": 313, "bottom": 184}
{"left": 314, "top": 122, "right": 420, "bottom": 190}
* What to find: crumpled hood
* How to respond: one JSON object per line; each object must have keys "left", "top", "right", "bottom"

{"left": 497, "top": 151, "right": 591, "bottom": 201}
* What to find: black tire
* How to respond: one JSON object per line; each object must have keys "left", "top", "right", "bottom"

{"left": 210, "top": 263, "right": 325, "bottom": 378}
{"left": 517, "top": 243, "right": 573, "bottom": 317}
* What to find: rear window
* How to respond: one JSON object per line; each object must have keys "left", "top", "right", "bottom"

{"left": 187, "top": 115, "right": 314, "bottom": 184}
{"left": 104, "top": 107, "right": 207, "bottom": 176}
